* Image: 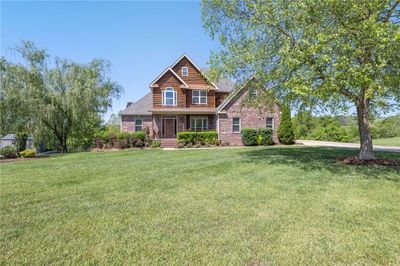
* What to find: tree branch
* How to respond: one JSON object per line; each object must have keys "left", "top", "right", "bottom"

{"left": 378, "top": 0, "right": 400, "bottom": 22}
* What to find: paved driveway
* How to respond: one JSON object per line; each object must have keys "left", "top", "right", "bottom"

{"left": 297, "top": 140, "right": 400, "bottom": 153}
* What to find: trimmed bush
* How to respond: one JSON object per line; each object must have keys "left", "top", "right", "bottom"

{"left": 257, "top": 128, "right": 273, "bottom": 145}
{"left": 241, "top": 128, "right": 273, "bottom": 146}
{"left": 278, "top": 105, "right": 295, "bottom": 144}
{"left": 241, "top": 128, "right": 258, "bottom": 146}
{"left": 177, "top": 131, "right": 218, "bottom": 146}
{"left": 19, "top": 149, "right": 36, "bottom": 158}
{"left": 0, "top": 146, "right": 18, "bottom": 159}
{"left": 151, "top": 140, "right": 161, "bottom": 148}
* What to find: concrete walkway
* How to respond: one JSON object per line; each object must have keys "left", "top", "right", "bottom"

{"left": 297, "top": 140, "right": 400, "bottom": 153}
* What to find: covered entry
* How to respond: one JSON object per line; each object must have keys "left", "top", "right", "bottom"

{"left": 161, "top": 116, "right": 177, "bottom": 138}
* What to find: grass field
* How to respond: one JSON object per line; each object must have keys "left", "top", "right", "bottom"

{"left": 1, "top": 147, "right": 399, "bottom": 265}
{"left": 373, "top": 136, "right": 400, "bottom": 147}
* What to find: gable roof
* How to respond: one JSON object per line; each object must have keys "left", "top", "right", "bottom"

{"left": 149, "top": 68, "right": 189, "bottom": 88}
{"left": 217, "top": 78, "right": 252, "bottom": 113}
{"left": 0, "top": 134, "right": 33, "bottom": 140}
{"left": 149, "top": 54, "right": 223, "bottom": 90}
{"left": 201, "top": 68, "right": 235, "bottom": 93}
{"left": 119, "top": 93, "right": 153, "bottom": 115}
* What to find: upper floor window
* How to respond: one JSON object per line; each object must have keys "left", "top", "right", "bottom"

{"left": 135, "top": 118, "right": 143, "bottom": 131}
{"left": 233, "top": 117, "right": 241, "bottom": 133}
{"left": 182, "top": 67, "right": 188, "bottom": 76}
{"left": 163, "top": 87, "right": 177, "bottom": 106}
{"left": 266, "top": 117, "right": 274, "bottom": 129}
{"left": 192, "top": 90, "right": 207, "bottom": 104}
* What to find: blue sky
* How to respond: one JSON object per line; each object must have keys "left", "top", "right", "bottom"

{"left": 1, "top": 0, "right": 219, "bottom": 120}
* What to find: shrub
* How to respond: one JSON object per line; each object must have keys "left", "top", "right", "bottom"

{"left": 0, "top": 146, "right": 18, "bottom": 159}
{"left": 241, "top": 128, "right": 273, "bottom": 146}
{"left": 151, "top": 140, "right": 161, "bottom": 148}
{"left": 117, "top": 132, "right": 131, "bottom": 141}
{"left": 177, "top": 131, "right": 218, "bottom": 146}
{"left": 278, "top": 105, "right": 295, "bottom": 144}
{"left": 143, "top": 127, "right": 152, "bottom": 146}
{"left": 19, "top": 149, "right": 36, "bottom": 158}
{"left": 118, "top": 139, "right": 129, "bottom": 149}
{"left": 109, "top": 133, "right": 118, "bottom": 148}
{"left": 16, "top": 133, "right": 28, "bottom": 152}
{"left": 241, "top": 128, "right": 258, "bottom": 146}
{"left": 134, "top": 139, "right": 144, "bottom": 148}
{"left": 95, "top": 139, "right": 104, "bottom": 149}
{"left": 257, "top": 128, "right": 273, "bottom": 145}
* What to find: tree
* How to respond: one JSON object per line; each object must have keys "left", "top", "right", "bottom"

{"left": 15, "top": 132, "right": 28, "bottom": 152}
{"left": 202, "top": 0, "right": 400, "bottom": 159}
{"left": 0, "top": 41, "right": 122, "bottom": 153}
{"left": 277, "top": 105, "right": 295, "bottom": 144}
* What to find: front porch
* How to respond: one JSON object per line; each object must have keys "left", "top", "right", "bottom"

{"left": 152, "top": 114, "right": 217, "bottom": 139}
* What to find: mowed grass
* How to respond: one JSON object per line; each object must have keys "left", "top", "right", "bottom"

{"left": 373, "top": 136, "right": 400, "bottom": 147}
{"left": 1, "top": 147, "right": 399, "bottom": 265}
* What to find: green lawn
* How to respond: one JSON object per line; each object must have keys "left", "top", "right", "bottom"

{"left": 373, "top": 136, "right": 400, "bottom": 147}
{"left": 1, "top": 147, "right": 399, "bottom": 265}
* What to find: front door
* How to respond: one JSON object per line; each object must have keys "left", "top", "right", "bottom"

{"left": 162, "top": 118, "right": 177, "bottom": 138}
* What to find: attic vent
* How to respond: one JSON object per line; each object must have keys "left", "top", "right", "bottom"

{"left": 126, "top": 102, "right": 133, "bottom": 107}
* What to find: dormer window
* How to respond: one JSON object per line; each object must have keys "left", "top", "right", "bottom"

{"left": 182, "top": 67, "right": 188, "bottom": 76}
{"left": 162, "top": 87, "right": 177, "bottom": 106}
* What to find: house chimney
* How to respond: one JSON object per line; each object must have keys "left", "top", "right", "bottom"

{"left": 126, "top": 102, "right": 133, "bottom": 107}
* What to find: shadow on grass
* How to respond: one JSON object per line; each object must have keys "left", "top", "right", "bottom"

{"left": 240, "top": 146, "right": 400, "bottom": 182}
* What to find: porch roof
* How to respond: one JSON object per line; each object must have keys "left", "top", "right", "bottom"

{"left": 149, "top": 108, "right": 216, "bottom": 114}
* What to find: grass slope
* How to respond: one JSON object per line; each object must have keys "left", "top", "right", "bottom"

{"left": 373, "top": 136, "right": 400, "bottom": 147}
{"left": 1, "top": 147, "right": 399, "bottom": 265}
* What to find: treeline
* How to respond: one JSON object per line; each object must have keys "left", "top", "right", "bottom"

{"left": 293, "top": 112, "right": 400, "bottom": 142}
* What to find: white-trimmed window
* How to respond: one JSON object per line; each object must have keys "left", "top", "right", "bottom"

{"left": 232, "top": 117, "right": 240, "bottom": 133}
{"left": 135, "top": 118, "right": 143, "bottom": 131}
{"left": 192, "top": 90, "right": 207, "bottom": 104}
{"left": 182, "top": 66, "right": 188, "bottom": 76}
{"left": 266, "top": 117, "right": 274, "bottom": 129}
{"left": 190, "top": 117, "right": 208, "bottom": 131}
{"left": 163, "top": 87, "right": 177, "bottom": 106}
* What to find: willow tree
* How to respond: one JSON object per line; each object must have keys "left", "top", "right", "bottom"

{"left": 0, "top": 42, "right": 122, "bottom": 152}
{"left": 202, "top": 0, "right": 400, "bottom": 160}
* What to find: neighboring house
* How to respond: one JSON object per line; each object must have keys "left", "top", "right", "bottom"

{"left": 119, "top": 54, "right": 280, "bottom": 145}
{"left": 0, "top": 134, "right": 34, "bottom": 149}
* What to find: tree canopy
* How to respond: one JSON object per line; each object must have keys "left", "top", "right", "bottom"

{"left": 0, "top": 41, "right": 122, "bottom": 152}
{"left": 202, "top": 0, "right": 400, "bottom": 159}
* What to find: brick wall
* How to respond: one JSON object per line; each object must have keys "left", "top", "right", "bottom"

{"left": 218, "top": 89, "right": 281, "bottom": 145}
{"left": 121, "top": 115, "right": 152, "bottom": 133}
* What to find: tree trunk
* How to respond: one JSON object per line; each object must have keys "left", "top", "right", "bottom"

{"left": 356, "top": 98, "right": 374, "bottom": 160}
{"left": 57, "top": 135, "right": 68, "bottom": 153}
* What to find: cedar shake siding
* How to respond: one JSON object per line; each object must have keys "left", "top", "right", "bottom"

{"left": 152, "top": 72, "right": 186, "bottom": 108}
{"left": 172, "top": 57, "right": 210, "bottom": 86}
{"left": 186, "top": 89, "right": 216, "bottom": 108}
{"left": 218, "top": 87, "right": 281, "bottom": 145}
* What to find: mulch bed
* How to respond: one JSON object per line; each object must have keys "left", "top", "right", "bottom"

{"left": 339, "top": 156, "right": 400, "bottom": 166}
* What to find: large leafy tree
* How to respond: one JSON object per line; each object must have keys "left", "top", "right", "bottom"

{"left": 202, "top": 0, "right": 400, "bottom": 159}
{"left": 0, "top": 42, "right": 122, "bottom": 152}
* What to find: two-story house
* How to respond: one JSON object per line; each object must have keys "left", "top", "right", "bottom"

{"left": 119, "top": 54, "right": 281, "bottom": 146}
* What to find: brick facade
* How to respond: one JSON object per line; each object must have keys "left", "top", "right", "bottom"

{"left": 218, "top": 89, "right": 281, "bottom": 145}
{"left": 121, "top": 115, "right": 152, "bottom": 133}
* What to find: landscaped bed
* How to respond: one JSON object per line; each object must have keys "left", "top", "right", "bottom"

{"left": 1, "top": 146, "right": 399, "bottom": 264}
